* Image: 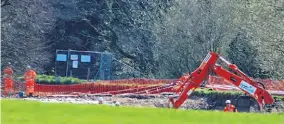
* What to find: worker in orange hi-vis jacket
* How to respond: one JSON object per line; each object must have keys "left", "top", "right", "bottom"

{"left": 24, "top": 65, "right": 37, "bottom": 97}
{"left": 224, "top": 100, "right": 238, "bottom": 112}
{"left": 3, "top": 64, "right": 14, "bottom": 96}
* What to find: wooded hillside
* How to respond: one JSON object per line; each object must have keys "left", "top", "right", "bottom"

{"left": 1, "top": 0, "right": 284, "bottom": 79}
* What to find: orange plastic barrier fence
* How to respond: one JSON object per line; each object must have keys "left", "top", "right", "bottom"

{"left": 3, "top": 77, "right": 284, "bottom": 96}
{"left": 32, "top": 79, "right": 174, "bottom": 95}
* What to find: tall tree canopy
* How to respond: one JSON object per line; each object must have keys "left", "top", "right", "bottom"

{"left": 1, "top": 0, "right": 284, "bottom": 79}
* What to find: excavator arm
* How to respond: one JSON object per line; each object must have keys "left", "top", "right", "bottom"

{"left": 168, "top": 52, "right": 275, "bottom": 111}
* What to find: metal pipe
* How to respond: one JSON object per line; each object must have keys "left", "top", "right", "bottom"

{"left": 219, "top": 56, "right": 231, "bottom": 65}
{"left": 66, "top": 49, "right": 70, "bottom": 77}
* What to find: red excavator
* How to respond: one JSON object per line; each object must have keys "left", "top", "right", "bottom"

{"left": 168, "top": 52, "right": 276, "bottom": 112}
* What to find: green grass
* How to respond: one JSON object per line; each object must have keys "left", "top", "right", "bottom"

{"left": 1, "top": 99, "right": 284, "bottom": 124}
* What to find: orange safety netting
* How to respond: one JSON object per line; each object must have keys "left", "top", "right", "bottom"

{"left": 2, "top": 77, "right": 284, "bottom": 96}
{"left": 32, "top": 79, "right": 173, "bottom": 96}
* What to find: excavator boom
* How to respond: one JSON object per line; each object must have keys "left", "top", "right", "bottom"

{"left": 169, "top": 52, "right": 275, "bottom": 111}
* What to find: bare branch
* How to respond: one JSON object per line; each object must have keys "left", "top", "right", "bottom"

{"left": 1, "top": 0, "right": 10, "bottom": 7}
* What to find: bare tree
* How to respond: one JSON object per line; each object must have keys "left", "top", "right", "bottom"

{"left": 1, "top": 0, "right": 55, "bottom": 75}
{"left": 232, "top": 0, "right": 284, "bottom": 79}
{"left": 2, "top": 0, "right": 283, "bottom": 80}
{"left": 153, "top": 0, "right": 236, "bottom": 78}
{"left": 1, "top": 0, "right": 10, "bottom": 7}
{"left": 46, "top": 0, "right": 171, "bottom": 78}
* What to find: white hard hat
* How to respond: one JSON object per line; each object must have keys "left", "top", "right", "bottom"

{"left": 98, "top": 97, "right": 103, "bottom": 101}
{"left": 225, "top": 100, "right": 231, "bottom": 104}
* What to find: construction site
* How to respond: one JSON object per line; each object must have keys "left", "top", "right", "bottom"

{"left": 2, "top": 52, "right": 284, "bottom": 113}
{"left": 2, "top": 0, "right": 284, "bottom": 123}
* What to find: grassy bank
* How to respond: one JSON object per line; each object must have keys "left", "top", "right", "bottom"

{"left": 1, "top": 99, "right": 283, "bottom": 124}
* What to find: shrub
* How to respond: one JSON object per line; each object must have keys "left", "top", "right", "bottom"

{"left": 16, "top": 75, "right": 86, "bottom": 85}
